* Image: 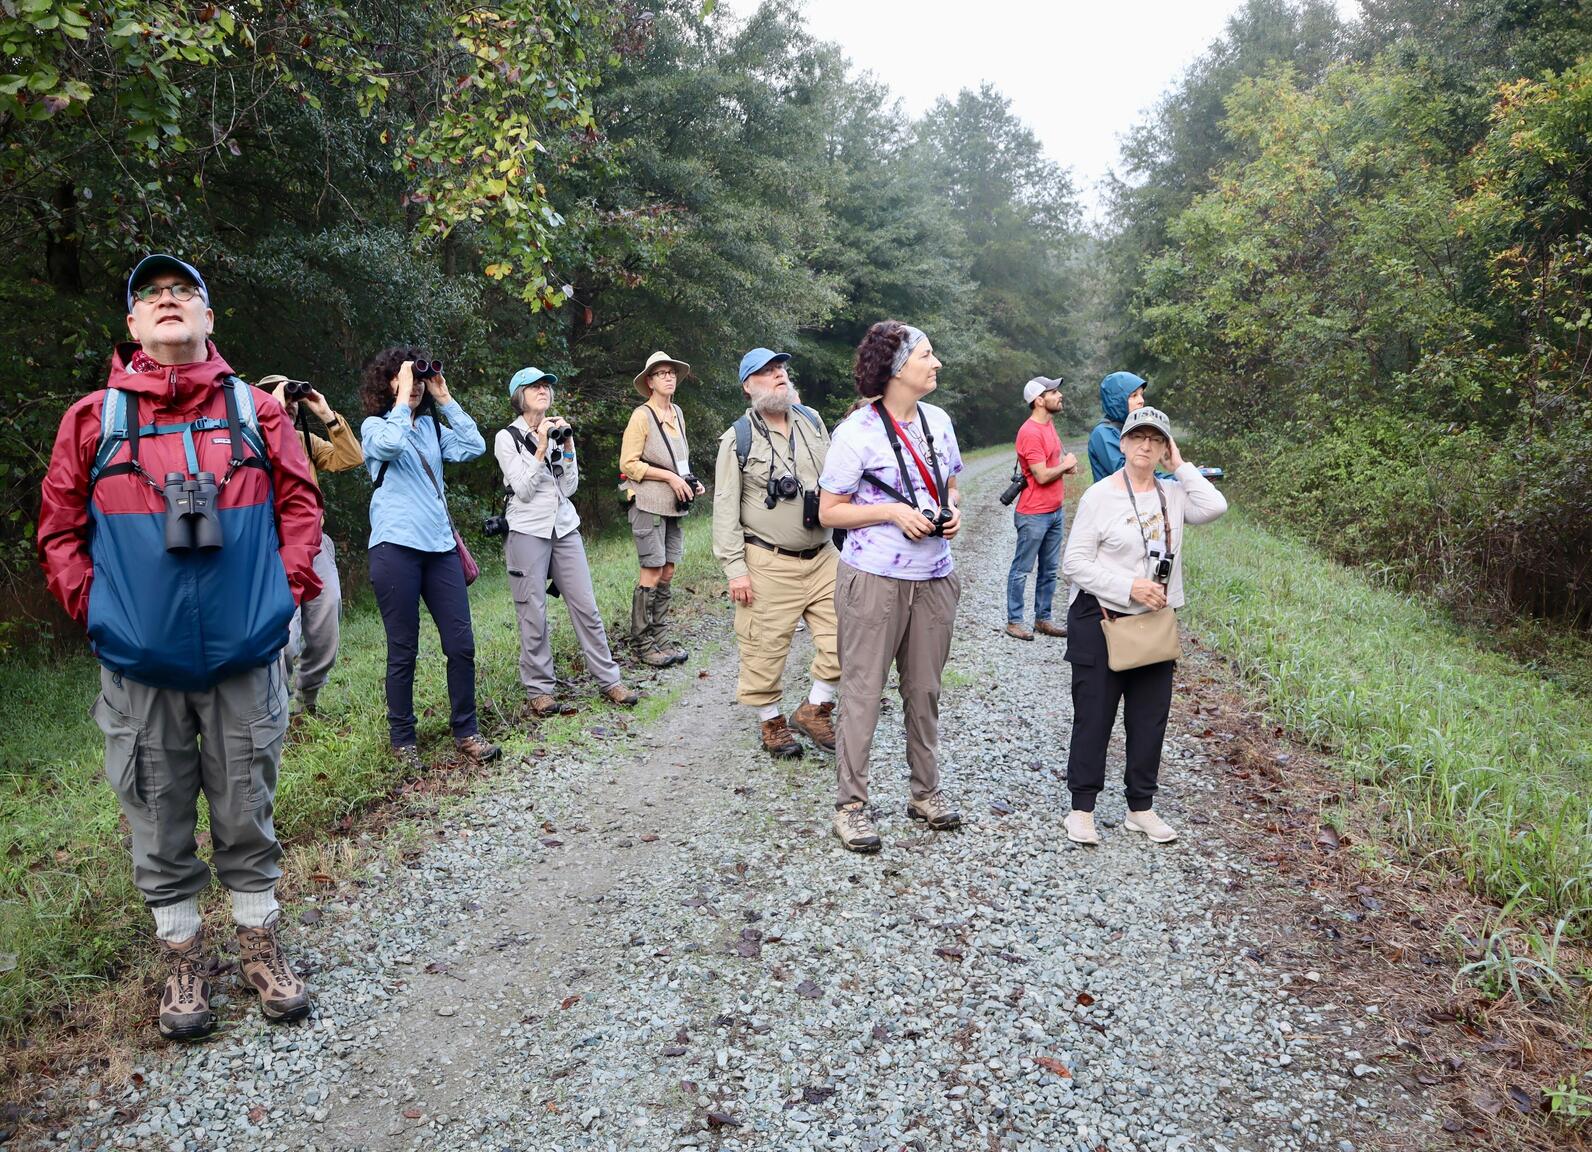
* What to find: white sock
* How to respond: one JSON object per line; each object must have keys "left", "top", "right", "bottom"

{"left": 808, "top": 679, "right": 837, "bottom": 706}
{"left": 230, "top": 887, "right": 280, "bottom": 929}
{"left": 152, "top": 897, "right": 201, "bottom": 943}
{"left": 755, "top": 703, "right": 782, "bottom": 722}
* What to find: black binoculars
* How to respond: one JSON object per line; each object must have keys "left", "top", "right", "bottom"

{"left": 922, "top": 505, "right": 954, "bottom": 538}
{"left": 282, "top": 379, "right": 314, "bottom": 400}
{"left": 549, "top": 423, "right": 574, "bottom": 445}
{"left": 1153, "top": 552, "right": 1175, "bottom": 586}
{"left": 676, "top": 474, "right": 701, "bottom": 513}
{"left": 163, "top": 472, "right": 223, "bottom": 553}
{"left": 413, "top": 359, "right": 444, "bottom": 380}
{"left": 483, "top": 513, "right": 510, "bottom": 538}
{"left": 764, "top": 473, "right": 800, "bottom": 509}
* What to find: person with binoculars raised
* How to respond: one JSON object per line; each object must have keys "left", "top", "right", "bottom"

{"left": 492, "top": 367, "right": 638, "bottom": 716}
{"left": 818, "top": 321, "right": 966, "bottom": 853}
{"left": 259, "top": 374, "right": 364, "bottom": 718}
{"left": 359, "top": 346, "right": 498, "bottom": 771}
{"left": 618, "top": 351, "right": 703, "bottom": 667}
{"left": 38, "top": 254, "right": 325, "bottom": 1042}
{"left": 711, "top": 348, "right": 840, "bottom": 759}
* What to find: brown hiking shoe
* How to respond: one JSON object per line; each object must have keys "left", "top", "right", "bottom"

{"left": 528, "top": 693, "right": 558, "bottom": 717}
{"left": 236, "top": 913, "right": 311, "bottom": 1022}
{"left": 1004, "top": 622, "right": 1034, "bottom": 641}
{"left": 906, "top": 790, "right": 962, "bottom": 830}
{"left": 1034, "top": 619, "right": 1067, "bottom": 638}
{"left": 603, "top": 683, "right": 640, "bottom": 707}
{"left": 455, "top": 734, "right": 501, "bottom": 763}
{"left": 788, "top": 700, "right": 836, "bottom": 752}
{"left": 156, "top": 930, "right": 217, "bottom": 1041}
{"left": 638, "top": 647, "right": 675, "bottom": 668}
{"left": 760, "top": 716, "right": 803, "bottom": 759}
{"left": 832, "top": 802, "right": 882, "bottom": 853}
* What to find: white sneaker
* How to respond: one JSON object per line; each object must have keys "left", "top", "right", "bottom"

{"left": 1124, "top": 808, "right": 1177, "bottom": 843}
{"left": 1064, "top": 810, "right": 1101, "bottom": 845}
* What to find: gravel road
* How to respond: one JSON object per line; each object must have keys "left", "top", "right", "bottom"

{"left": 24, "top": 457, "right": 1435, "bottom": 1152}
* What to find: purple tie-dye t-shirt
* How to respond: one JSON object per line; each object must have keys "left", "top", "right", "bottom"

{"left": 819, "top": 400, "right": 964, "bottom": 581}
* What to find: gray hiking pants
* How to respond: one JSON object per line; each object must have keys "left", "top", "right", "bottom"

{"left": 92, "top": 662, "right": 289, "bottom": 907}
{"left": 506, "top": 528, "right": 622, "bottom": 696}
{"left": 286, "top": 531, "right": 341, "bottom": 707}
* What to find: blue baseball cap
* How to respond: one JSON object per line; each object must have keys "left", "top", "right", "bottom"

{"left": 737, "top": 347, "right": 791, "bottom": 384}
{"left": 127, "top": 254, "right": 208, "bottom": 312}
{"left": 508, "top": 367, "right": 558, "bottom": 398}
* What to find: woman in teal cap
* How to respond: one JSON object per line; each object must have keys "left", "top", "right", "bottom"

{"left": 494, "top": 368, "right": 638, "bottom": 715}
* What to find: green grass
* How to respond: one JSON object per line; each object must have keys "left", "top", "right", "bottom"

{"left": 1182, "top": 506, "right": 1592, "bottom": 937}
{"left": 0, "top": 512, "right": 724, "bottom": 1041}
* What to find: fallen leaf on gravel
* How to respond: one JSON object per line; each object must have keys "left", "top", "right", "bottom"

{"left": 653, "top": 947, "right": 672, "bottom": 958}
{"left": 640, "top": 834, "right": 659, "bottom": 843}
{"left": 871, "top": 1023, "right": 891, "bottom": 1041}
{"left": 1076, "top": 992, "right": 1096, "bottom": 1007}
{"left": 1507, "top": 1086, "right": 1541, "bottom": 1114}
{"left": 1035, "top": 1057, "right": 1072, "bottom": 1078}
{"left": 706, "top": 1111, "right": 741, "bottom": 1128}
{"left": 298, "top": 909, "right": 322, "bottom": 926}
{"left": 402, "top": 1108, "right": 422, "bottom": 1120}
{"left": 540, "top": 837, "right": 563, "bottom": 848}
{"left": 803, "top": 1085, "right": 836, "bottom": 1104}
{"left": 734, "top": 939, "right": 761, "bottom": 959}
{"left": 682, "top": 895, "right": 708, "bottom": 908}
{"left": 934, "top": 946, "right": 964, "bottom": 961}
{"left": 309, "top": 872, "right": 335, "bottom": 886}
{"left": 1358, "top": 894, "right": 1382, "bottom": 912}
{"left": 247, "top": 1107, "right": 266, "bottom": 1123}
{"left": 990, "top": 800, "right": 1013, "bottom": 815}
{"left": 795, "top": 979, "right": 822, "bottom": 999}
{"left": 560, "top": 994, "right": 581, "bottom": 1010}
{"left": 1471, "top": 1092, "right": 1504, "bottom": 1117}
{"left": 663, "top": 1046, "right": 687, "bottom": 1057}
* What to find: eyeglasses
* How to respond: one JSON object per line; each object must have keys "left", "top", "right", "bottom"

{"left": 132, "top": 283, "right": 203, "bottom": 304}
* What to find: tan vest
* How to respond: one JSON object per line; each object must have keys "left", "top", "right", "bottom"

{"left": 624, "top": 403, "right": 692, "bottom": 517}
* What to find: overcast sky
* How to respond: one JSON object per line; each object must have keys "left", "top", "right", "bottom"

{"left": 719, "top": 0, "right": 1362, "bottom": 221}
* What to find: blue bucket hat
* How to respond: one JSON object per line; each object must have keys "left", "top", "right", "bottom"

{"left": 126, "top": 253, "right": 209, "bottom": 312}
{"left": 508, "top": 366, "right": 558, "bottom": 398}
{"left": 737, "top": 347, "right": 791, "bottom": 384}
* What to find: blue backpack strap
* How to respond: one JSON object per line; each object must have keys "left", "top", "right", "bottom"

{"left": 733, "top": 416, "right": 752, "bottom": 469}
{"left": 226, "top": 376, "right": 269, "bottom": 464}
{"left": 793, "top": 404, "right": 824, "bottom": 434}
{"left": 89, "top": 388, "right": 130, "bottom": 486}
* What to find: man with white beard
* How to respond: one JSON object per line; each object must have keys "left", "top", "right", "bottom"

{"left": 712, "top": 349, "right": 840, "bottom": 758}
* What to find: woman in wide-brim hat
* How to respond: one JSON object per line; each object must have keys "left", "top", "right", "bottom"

{"left": 618, "top": 351, "right": 703, "bottom": 667}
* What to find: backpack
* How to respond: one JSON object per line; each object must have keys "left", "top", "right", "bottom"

{"left": 731, "top": 405, "right": 825, "bottom": 469}
{"left": 90, "top": 374, "right": 269, "bottom": 490}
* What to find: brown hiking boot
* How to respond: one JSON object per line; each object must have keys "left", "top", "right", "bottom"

{"left": 760, "top": 716, "right": 803, "bottom": 759}
{"left": 236, "top": 913, "right": 311, "bottom": 1022}
{"left": 156, "top": 930, "right": 217, "bottom": 1041}
{"left": 906, "top": 790, "right": 962, "bottom": 830}
{"left": 603, "top": 683, "right": 640, "bottom": 707}
{"left": 638, "top": 647, "right": 675, "bottom": 667}
{"left": 1004, "top": 622, "right": 1034, "bottom": 641}
{"left": 528, "top": 693, "right": 559, "bottom": 717}
{"left": 789, "top": 700, "right": 836, "bottom": 752}
{"left": 455, "top": 734, "right": 501, "bottom": 763}
{"left": 1034, "top": 619, "right": 1067, "bottom": 638}
{"left": 832, "top": 802, "right": 882, "bottom": 853}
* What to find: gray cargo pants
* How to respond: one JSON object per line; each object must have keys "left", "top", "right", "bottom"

{"left": 92, "top": 662, "right": 289, "bottom": 907}
{"left": 286, "top": 531, "right": 341, "bottom": 708}
{"left": 506, "top": 528, "right": 623, "bottom": 696}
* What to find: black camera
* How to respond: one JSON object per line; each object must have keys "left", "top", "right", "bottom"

{"left": 676, "top": 473, "right": 700, "bottom": 513}
{"left": 163, "top": 471, "right": 223, "bottom": 553}
{"left": 998, "top": 463, "right": 1026, "bottom": 507}
{"left": 802, "top": 489, "right": 821, "bottom": 529}
{"left": 281, "top": 379, "right": 314, "bottom": 400}
{"left": 413, "top": 358, "right": 445, "bottom": 380}
{"left": 1152, "top": 551, "right": 1175, "bottom": 585}
{"left": 483, "top": 514, "right": 510, "bottom": 538}
{"left": 764, "top": 473, "right": 800, "bottom": 509}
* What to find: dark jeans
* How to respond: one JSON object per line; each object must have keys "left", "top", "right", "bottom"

{"left": 1063, "top": 591, "right": 1175, "bottom": 813}
{"left": 1006, "top": 507, "right": 1065, "bottom": 624}
{"left": 369, "top": 542, "right": 478, "bottom": 747}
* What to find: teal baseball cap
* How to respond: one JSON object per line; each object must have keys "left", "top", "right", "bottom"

{"left": 508, "top": 367, "right": 558, "bottom": 398}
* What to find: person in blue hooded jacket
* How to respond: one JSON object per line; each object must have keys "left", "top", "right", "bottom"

{"left": 1086, "top": 371, "right": 1147, "bottom": 481}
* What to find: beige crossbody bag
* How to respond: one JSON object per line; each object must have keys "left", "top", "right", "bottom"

{"left": 1098, "top": 476, "right": 1181, "bottom": 671}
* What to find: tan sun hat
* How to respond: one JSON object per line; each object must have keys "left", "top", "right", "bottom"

{"left": 633, "top": 350, "right": 691, "bottom": 397}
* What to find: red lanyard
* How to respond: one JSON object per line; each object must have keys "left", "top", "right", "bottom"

{"left": 884, "top": 410, "right": 939, "bottom": 503}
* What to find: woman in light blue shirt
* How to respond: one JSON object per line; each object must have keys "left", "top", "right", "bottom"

{"left": 358, "top": 346, "right": 498, "bottom": 768}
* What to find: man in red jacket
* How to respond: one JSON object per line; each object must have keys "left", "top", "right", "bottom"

{"left": 38, "top": 254, "right": 324, "bottom": 1041}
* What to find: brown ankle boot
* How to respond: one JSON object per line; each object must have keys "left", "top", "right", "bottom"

{"left": 789, "top": 700, "right": 836, "bottom": 752}
{"left": 157, "top": 930, "right": 217, "bottom": 1041}
{"left": 759, "top": 715, "right": 804, "bottom": 759}
{"left": 236, "top": 913, "right": 311, "bottom": 1022}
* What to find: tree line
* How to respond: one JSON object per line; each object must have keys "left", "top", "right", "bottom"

{"left": 0, "top": 0, "right": 1083, "bottom": 643}
{"left": 1099, "top": 0, "right": 1592, "bottom": 634}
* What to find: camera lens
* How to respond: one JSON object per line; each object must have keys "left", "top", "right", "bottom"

{"left": 774, "top": 475, "right": 800, "bottom": 500}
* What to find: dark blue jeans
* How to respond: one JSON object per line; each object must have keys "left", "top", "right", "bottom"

{"left": 368, "top": 542, "right": 478, "bottom": 747}
{"left": 1006, "top": 508, "right": 1065, "bottom": 624}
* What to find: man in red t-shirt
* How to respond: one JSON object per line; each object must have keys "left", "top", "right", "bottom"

{"left": 1006, "top": 376, "right": 1079, "bottom": 640}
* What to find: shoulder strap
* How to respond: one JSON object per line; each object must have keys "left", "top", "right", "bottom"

{"left": 644, "top": 404, "right": 682, "bottom": 475}
{"left": 373, "top": 411, "right": 443, "bottom": 490}
{"left": 90, "top": 388, "right": 131, "bottom": 486}
{"left": 733, "top": 416, "right": 752, "bottom": 469}
{"left": 506, "top": 424, "right": 532, "bottom": 454}
{"left": 793, "top": 404, "right": 823, "bottom": 433}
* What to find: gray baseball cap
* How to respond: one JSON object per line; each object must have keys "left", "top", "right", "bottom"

{"left": 1121, "top": 405, "right": 1172, "bottom": 440}
{"left": 1022, "top": 376, "right": 1063, "bottom": 405}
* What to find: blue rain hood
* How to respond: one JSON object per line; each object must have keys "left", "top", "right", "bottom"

{"left": 1099, "top": 372, "right": 1146, "bottom": 424}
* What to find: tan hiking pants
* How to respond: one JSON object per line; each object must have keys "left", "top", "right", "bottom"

{"left": 733, "top": 543, "right": 840, "bottom": 708}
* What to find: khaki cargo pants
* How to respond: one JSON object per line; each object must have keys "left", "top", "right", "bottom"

{"left": 93, "top": 662, "right": 289, "bottom": 907}
{"left": 733, "top": 543, "right": 841, "bottom": 708}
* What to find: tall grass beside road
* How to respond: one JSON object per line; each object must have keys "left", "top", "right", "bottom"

{"left": 0, "top": 513, "right": 723, "bottom": 1043}
{"left": 1182, "top": 508, "right": 1592, "bottom": 938}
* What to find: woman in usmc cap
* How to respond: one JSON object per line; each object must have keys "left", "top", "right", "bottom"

{"left": 618, "top": 351, "right": 704, "bottom": 667}
{"left": 1060, "top": 405, "right": 1227, "bottom": 846}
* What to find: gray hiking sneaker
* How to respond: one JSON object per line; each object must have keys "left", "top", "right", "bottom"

{"left": 833, "top": 802, "right": 882, "bottom": 853}
{"left": 906, "top": 790, "right": 961, "bottom": 830}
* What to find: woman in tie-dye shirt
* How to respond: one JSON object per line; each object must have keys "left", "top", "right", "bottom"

{"left": 818, "top": 320, "right": 965, "bottom": 854}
